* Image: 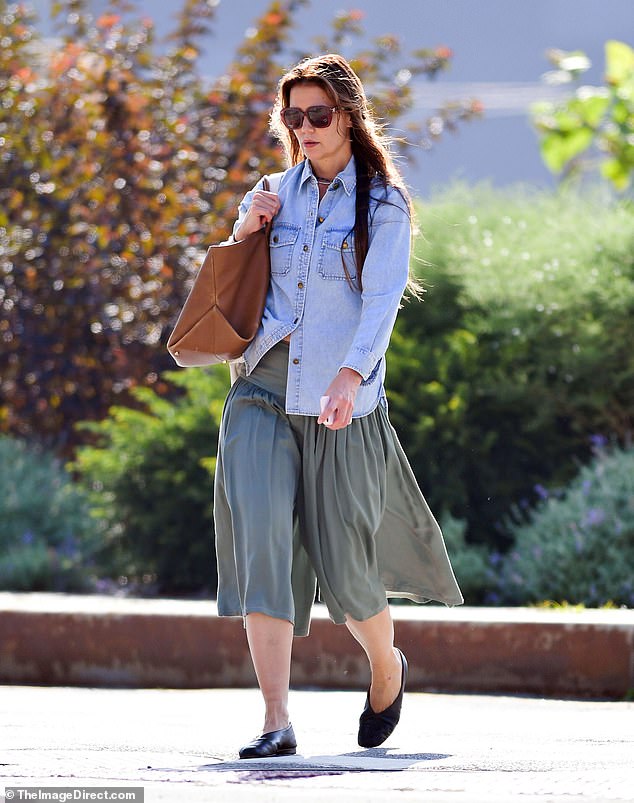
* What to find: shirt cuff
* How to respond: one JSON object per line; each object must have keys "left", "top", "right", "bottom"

{"left": 339, "top": 346, "right": 380, "bottom": 381}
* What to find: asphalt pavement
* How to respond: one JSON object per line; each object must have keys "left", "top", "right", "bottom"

{"left": 1, "top": 684, "right": 633, "bottom": 802}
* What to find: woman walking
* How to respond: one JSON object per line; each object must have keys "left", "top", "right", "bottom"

{"left": 214, "top": 53, "right": 463, "bottom": 759}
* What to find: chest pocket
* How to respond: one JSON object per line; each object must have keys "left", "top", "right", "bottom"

{"left": 270, "top": 222, "right": 300, "bottom": 276}
{"left": 318, "top": 228, "right": 357, "bottom": 281}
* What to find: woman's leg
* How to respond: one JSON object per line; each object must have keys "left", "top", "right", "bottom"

{"left": 245, "top": 612, "right": 294, "bottom": 733}
{"left": 345, "top": 605, "right": 403, "bottom": 713}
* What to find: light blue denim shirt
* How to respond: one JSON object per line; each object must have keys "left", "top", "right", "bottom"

{"left": 232, "top": 156, "right": 411, "bottom": 417}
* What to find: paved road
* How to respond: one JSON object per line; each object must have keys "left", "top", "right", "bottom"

{"left": 1, "top": 685, "right": 632, "bottom": 802}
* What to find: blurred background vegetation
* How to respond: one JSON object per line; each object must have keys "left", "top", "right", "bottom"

{"left": 1, "top": 0, "right": 632, "bottom": 606}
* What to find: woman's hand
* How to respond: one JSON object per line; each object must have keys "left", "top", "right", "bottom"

{"left": 317, "top": 367, "right": 363, "bottom": 430}
{"left": 234, "top": 189, "right": 280, "bottom": 240}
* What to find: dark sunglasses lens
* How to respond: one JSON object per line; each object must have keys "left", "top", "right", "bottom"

{"left": 307, "top": 106, "right": 332, "bottom": 127}
{"left": 281, "top": 106, "right": 334, "bottom": 129}
{"left": 281, "top": 108, "right": 303, "bottom": 129}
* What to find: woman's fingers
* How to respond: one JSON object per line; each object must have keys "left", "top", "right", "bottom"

{"left": 318, "top": 395, "right": 353, "bottom": 429}
{"left": 236, "top": 192, "right": 279, "bottom": 239}
{"left": 333, "top": 398, "right": 352, "bottom": 428}
{"left": 252, "top": 190, "right": 280, "bottom": 224}
{"left": 318, "top": 368, "right": 362, "bottom": 429}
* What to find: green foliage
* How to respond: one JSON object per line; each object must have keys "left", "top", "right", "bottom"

{"left": 532, "top": 41, "right": 634, "bottom": 190}
{"left": 0, "top": 0, "right": 479, "bottom": 451}
{"left": 493, "top": 444, "right": 634, "bottom": 607}
{"left": 0, "top": 435, "right": 98, "bottom": 590}
{"left": 387, "top": 183, "right": 634, "bottom": 550}
{"left": 73, "top": 365, "right": 228, "bottom": 594}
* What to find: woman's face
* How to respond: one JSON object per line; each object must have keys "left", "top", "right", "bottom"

{"left": 287, "top": 82, "right": 352, "bottom": 171}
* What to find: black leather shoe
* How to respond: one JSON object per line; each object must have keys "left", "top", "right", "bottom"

{"left": 358, "top": 649, "right": 408, "bottom": 748}
{"left": 239, "top": 723, "right": 297, "bottom": 759}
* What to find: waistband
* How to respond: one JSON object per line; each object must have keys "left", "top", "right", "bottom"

{"left": 238, "top": 340, "right": 289, "bottom": 399}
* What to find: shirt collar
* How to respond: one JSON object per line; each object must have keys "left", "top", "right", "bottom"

{"left": 300, "top": 155, "right": 357, "bottom": 196}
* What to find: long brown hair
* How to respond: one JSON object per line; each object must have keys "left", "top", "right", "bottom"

{"left": 270, "top": 54, "right": 418, "bottom": 293}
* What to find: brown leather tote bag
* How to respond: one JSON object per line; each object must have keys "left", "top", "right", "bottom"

{"left": 167, "top": 176, "right": 273, "bottom": 367}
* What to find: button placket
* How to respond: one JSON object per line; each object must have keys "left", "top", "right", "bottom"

{"left": 292, "top": 219, "right": 309, "bottom": 390}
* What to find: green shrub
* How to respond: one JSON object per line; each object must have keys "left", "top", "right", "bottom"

{"left": 388, "top": 183, "right": 634, "bottom": 549}
{"left": 439, "top": 514, "right": 490, "bottom": 604}
{"left": 0, "top": 436, "right": 98, "bottom": 590}
{"left": 493, "top": 443, "right": 634, "bottom": 606}
{"left": 74, "top": 367, "right": 228, "bottom": 595}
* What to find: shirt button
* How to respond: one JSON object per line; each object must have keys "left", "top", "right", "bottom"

{"left": 272, "top": 235, "right": 279, "bottom": 243}
{"left": 292, "top": 357, "right": 300, "bottom": 365}
{"left": 293, "top": 317, "right": 299, "bottom": 324}
{"left": 318, "top": 216, "right": 324, "bottom": 223}
{"left": 297, "top": 281, "right": 304, "bottom": 289}
{"left": 302, "top": 244, "right": 309, "bottom": 252}
{"left": 342, "top": 241, "right": 349, "bottom": 249}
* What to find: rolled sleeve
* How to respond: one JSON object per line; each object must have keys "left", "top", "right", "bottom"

{"left": 340, "top": 345, "right": 380, "bottom": 381}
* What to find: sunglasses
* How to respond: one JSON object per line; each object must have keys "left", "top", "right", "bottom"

{"left": 280, "top": 105, "right": 339, "bottom": 130}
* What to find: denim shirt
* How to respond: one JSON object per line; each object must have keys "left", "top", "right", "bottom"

{"left": 232, "top": 156, "right": 411, "bottom": 417}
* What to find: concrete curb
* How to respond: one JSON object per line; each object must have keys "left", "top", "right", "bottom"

{"left": 1, "top": 592, "right": 633, "bottom": 699}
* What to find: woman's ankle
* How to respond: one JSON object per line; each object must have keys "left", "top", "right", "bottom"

{"left": 262, "top": 701, "right": 290, "bottom": 733}
{"left": 263, "top": 714, "right": 291, "bottom": 733}
{"left": 370, "top": 645, "right": 400, "bottom": 679}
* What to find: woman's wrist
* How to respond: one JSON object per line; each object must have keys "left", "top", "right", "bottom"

{"left": 233, "top": 222, "right": 250, "bottom": 241}
{"left": 338, "top": 366, "right": 363, "bottom": 386}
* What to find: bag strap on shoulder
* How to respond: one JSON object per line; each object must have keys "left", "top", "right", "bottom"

{"left": 261, "top": 172, "right": 283, "bottom": 235}
{"left": 263, "top": 171, "right": 283, "bottom": 194}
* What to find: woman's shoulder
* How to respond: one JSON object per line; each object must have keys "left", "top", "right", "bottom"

{"left": 268, "top": 162, "right": 303, "bottom": 190}
{"left": 368, "top": 177, "right": 411, "bottom": 221}
{"left": 249, "top": 162, "right": 300, "bottom": 193}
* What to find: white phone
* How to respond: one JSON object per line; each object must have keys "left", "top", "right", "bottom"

{"left": 320, "top": 395, "right": 334, "bottom": 426}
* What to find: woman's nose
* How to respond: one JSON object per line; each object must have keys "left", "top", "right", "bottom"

{"left": 300, "top": 114, "right": 315, "bottom": 131}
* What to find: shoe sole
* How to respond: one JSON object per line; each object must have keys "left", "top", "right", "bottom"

{"left": 239, "top": 746, "right": 297, "bottom": 759}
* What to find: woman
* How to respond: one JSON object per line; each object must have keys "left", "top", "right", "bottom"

{"left": 214, "top": 54, "right": 463, "bottom": 759}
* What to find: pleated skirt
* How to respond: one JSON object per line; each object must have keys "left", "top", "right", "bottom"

{"left": 214, "top": 341, "right": 463, "bottom": 637}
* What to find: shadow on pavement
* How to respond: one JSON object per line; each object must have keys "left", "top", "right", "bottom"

{"left": 145, "top": 748, "right": 453, "bottom": 780}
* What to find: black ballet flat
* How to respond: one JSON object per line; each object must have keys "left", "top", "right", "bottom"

{"left": 358, "top": 649, "right": 408, "bottom": 748}
{"left": 239, "top": 723, "right": 297, "bottom": 759}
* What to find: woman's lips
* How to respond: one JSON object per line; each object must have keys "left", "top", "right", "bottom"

{"left": 302, "top": 140, "right": 319, "bottom": 148}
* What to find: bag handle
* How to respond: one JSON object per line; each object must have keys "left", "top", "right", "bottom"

{"left": 263, "top": 172, "right": 283, "bottom": 194}
{"left": 261, "top": 173, "right": 281, "bottom": 235}
{"left": 262, "top": 176, "right": 272, "bottom": 237}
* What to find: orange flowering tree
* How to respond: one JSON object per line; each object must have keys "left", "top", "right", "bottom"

{"left": 0, "top": 0, "right": 481, "bottom": 451}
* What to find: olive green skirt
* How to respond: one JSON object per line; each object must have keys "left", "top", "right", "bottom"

{"left": 214, "top": 341, "right": 463, "bottom": 637}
